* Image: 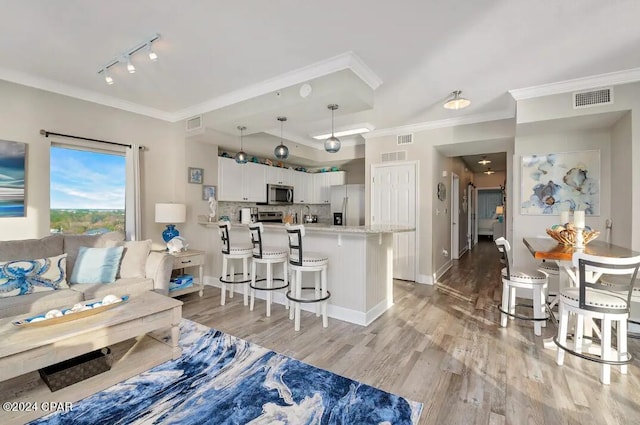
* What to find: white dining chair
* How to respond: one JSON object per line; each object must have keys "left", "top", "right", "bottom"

{"left": 555, "top": 252, "right": 640, "bottom": 384}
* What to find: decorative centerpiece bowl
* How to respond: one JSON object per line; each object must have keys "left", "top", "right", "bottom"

{"left": 546, "top": 223, "right": 600, "bottom": 246}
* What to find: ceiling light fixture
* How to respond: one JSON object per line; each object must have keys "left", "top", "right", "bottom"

{"left": 478, "top": 156, "right": 491, "bottom": 165}
{"left": 235, "top": 126, "right": 248, "bottom": 164}
{"left": 274, "top": 116, "right": 290, "bottom": 160}
{"left": 96, "top": 34, "right": 160, "bottom": 85}
{"left": 324, "top": 104, "right": 341, "bottom": 153}
{"left": 443, "top": 90, "right": 471, "bottom": 110}
{"left": 484, "top": 168, "right": 495, "bottom": 175}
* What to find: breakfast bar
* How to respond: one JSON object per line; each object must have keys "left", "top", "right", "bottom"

{"left": 200, "top": 222, "right": 414, "bottom": 326}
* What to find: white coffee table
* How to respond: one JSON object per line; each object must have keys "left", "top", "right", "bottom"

{"left": 0, "top": 291, "right": 183, "bottom": 425}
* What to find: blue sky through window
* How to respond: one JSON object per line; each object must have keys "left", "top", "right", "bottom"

{"left": 50, "top": 147, "right": 125, "bottom": 209}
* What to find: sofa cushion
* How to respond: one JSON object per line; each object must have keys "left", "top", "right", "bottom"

{"left": 0, "top": 234, "right": 64, "bottom": 261}
{"left": 63, "top": 231, "right": 124, "bottom": 277}
{"left": 105, "top": 239, "right": 152, "bottom": 279}
{"left": 70, "top": 246, "right": 124, "bottom": 284}
{"left": 0, "top": 253, "right": 69, "bottom": 298}
{"left": 71, "top": 277, "right": 154, "bottom": 300}
{"left": 0, "top": 289, "right": 83, "bottom": 319}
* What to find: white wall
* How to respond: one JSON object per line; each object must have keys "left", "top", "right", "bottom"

{"left": 474, "top": 171, "right": 505, "bottom": 188}
{"left": 0, "top": 80, "right": 184, "bottom": 247}
{"left": 610, "top": 112, "right": 632, "bottom": 247}
{"left": 512, "top": 129, "right": 612, "bottom": 268}
{"left": 365, "top": 118, "right": 514, "bottom": 283}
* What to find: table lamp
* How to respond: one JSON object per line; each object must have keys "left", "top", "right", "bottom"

{"left": 155, "top": 203, "right": 186, "bottom": 242}
{"left": 495, "top": 205, "right": 504, "bottom": 223}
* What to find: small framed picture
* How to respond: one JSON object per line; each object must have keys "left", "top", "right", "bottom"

{"left": 188, "top": 167, "right": 203, "bottom": 184}
{"left": 202, "top": 185, "right": 216, "bottom": 200}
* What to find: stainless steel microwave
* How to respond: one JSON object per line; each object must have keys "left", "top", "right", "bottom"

{"left": 266, "top": 184, "right": 293, "bottom": 205}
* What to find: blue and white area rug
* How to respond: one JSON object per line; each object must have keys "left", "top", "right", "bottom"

{"left": 32, "top": 320, "right": 422, "bottom": 424}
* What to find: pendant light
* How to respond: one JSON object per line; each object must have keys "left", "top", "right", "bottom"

{"left": 324, "top": 104, "right": 341, "bottom": 153}
{"left": 274, "top": 116, "right": 289, "bottom": 160}
{"left": 443, "top": 90, "right": 471, "bottom": 110}
{"left": 235, "top": 126, "right": 248, "bottom": 164}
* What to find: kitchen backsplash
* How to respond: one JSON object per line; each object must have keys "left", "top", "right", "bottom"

{"left": 216, "top": 202, "right": 331, "bottom": 224}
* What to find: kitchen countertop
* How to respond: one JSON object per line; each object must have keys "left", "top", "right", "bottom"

{"left": 198, "top": 221, "right": 414, "bottom": 234}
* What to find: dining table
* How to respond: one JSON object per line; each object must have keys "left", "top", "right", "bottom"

{"left": 522, "top": 236, "right": 640, "bottom": 349}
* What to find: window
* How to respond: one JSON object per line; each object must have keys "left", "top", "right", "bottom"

{"left": 50, "top": 145, "right": 126, "bottom": 235}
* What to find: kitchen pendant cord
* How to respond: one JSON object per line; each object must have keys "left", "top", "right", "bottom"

{"left": 40, "top": 129, "right": 144, "bottom": 150}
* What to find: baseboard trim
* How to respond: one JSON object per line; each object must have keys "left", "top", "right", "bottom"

{"left": 416, "top": 274, "right": 434, "bottom": 285}
{"left": 435, "top": 260, "right": 452, "bottom": 282}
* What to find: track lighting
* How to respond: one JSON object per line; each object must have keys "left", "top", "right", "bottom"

{"left": 97, "top": 34, "right": 159, "bottom": 85}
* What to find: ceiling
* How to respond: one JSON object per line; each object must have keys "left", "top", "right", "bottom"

{"left": 2, "top": 1, "right": 640, "bottom": 165}
{"left": 460, "top": 153, "right": 507, "bottom": 174}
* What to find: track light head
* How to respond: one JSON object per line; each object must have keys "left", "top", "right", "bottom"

{"left": 126, "top": 55, "right": 136, "bottom": 73}
{"left": 147, "top": 43, "right": 158, "bottom": 61}
{"left": 103, "top": 69, "right": 114, "bottom": 85}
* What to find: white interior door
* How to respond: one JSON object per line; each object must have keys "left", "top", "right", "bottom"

{"left": 372, "top": 163, "right": 416, "bottom": 281}
{"left": 451, "top": 173, "right": 460, "bottom": 260}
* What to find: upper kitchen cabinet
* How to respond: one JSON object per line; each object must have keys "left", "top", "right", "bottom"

{"left": 266, "top": 166, "right": 293, "bottom": 186}
{"left": 218, "top": 157, "right": 267, "bottom": 202}
{"left": 292, "top": 171, "right": 314, "bottom": 204}
{"left": 313, "top": 171, "right": 345, "bottom": 204}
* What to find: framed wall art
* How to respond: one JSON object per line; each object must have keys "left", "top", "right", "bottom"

{"left": 0, "top": 140, "right": 26, "bottom": 217}
{"left": 188, "top": 167, "right": 203, "bottom": 184}
{"left": 202, "top": 185, "right": 216, "bottom": 201}
{"left": 520, "top": 150, "right": 600, "bottom": 215}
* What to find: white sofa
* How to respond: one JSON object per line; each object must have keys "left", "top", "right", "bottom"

{"left": 478, "top": 218, "right": 498, "bottom": 238}
{"left": 0, "top": 232, "right": 173, "bottom": 319}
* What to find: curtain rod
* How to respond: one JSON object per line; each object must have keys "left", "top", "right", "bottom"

{"left": 39, "top": 129, "right": 144, "bottom": 149}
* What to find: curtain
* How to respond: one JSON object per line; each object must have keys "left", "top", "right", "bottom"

{"left": 125, "top": 144, "right": 142, "bottom": 241}
{"left": 478, "top": 190, "right": 502, "bottom": 219}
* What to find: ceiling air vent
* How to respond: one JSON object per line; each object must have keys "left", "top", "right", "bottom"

{"left": 381, "top": 151, "right": 407, "bottom": 162}
{"left": 573, "top": 87, "right": 613, "bottom": 109}
{"left": 186, "top": 115, "right": 203, "bottom": 131}
{"left": 397, "top": 133, "right": 413, "bottom": 145}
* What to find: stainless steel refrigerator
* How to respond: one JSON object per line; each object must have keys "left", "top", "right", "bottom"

{"left": 330, "top": 184, "right": 365, "bottom": 226}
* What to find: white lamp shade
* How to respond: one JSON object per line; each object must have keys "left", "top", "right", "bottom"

{"left": 495, "top": 206, "right": 504, "bottom": 215}
{"left": 155, "top": 203, "right": 186, "bottom": 223}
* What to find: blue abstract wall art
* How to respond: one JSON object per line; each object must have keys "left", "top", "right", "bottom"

{"left": 0, "top": 140, "right": 26, "bottom": 217}
{"left": 520, "top": 150, "right": 600, "bottom": 215}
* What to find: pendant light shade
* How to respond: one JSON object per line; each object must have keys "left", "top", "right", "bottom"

{"left": 274, "top": 116, "right": 289, "bottom": 160}
{"left": 235, "top": 126, "right": 248, "bottom": 164}
{"left": 443, "top": 90, "right": 471, "bottom": 110}
{"left": 324, "top": 104, "right": 341, "bottom": 153}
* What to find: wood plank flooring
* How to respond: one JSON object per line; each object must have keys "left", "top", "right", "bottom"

{"left": 180, "top": 239, "right": 640, "bottom": 425}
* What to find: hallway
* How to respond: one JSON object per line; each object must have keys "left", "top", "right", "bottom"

{"left": 180, "top": 240, "right": 640, "bottom": 424}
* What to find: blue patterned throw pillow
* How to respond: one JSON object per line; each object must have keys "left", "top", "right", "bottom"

{"left": 70, "top": 246, "right": 124, "bottom": 284}
{"left": 0, "top": 253, "right": 68, "bottom": 298}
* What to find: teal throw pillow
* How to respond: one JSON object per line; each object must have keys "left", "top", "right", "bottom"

{"left": 70, "top": 246, "right": 124, "bottom": 284}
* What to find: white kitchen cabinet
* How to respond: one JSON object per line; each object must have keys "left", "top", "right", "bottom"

{"left": 313, "top": 171, "right": 345, "bottom": 204}
{"left": 292, "top": 171, "right": 314, "bottom": 204}
{"left": 218, "top": 157, "right": 267, "bottom": 202}
{"left": 266, "top": 166, "right": 292, "bottom": 185}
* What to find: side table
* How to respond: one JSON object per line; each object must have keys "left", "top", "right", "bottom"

{"left": 168, "top": 249, "right": 205, "bottom": 297}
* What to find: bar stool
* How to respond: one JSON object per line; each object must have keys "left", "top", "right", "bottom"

{"left": 218, "top": 221, "right": 252, "bottom": 306}
{"left": 556, "top": 252, "right": 640, "bottom": 384}
{"left": 248, "top": 223, "right": 289, "bottom": 317}
{"left": 285, "top": 224, "right": 330, "bottom": 331}
{"left": 495, "top": 237, "right": 549, "bottom": 336}
{"left": 538, "top": 260, "right": 560, "bottom": 305}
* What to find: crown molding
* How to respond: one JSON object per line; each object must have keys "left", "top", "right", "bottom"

{"left": 0, "top": 67, "right": 174, "bottom": 121}
{"left": 509, "top": 67, "right": 640, "bottom": 101}
{"left": 171, "top": 51, "right": 383, "bottom": 122}
{"left": 364, "top": 110, "right": 515, "bottom": 139}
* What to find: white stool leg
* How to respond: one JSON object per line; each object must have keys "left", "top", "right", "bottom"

{"left": 315, "top": 270, "right": 321, "bottom": 317}
{"left": 500, "top": 280, "right": 509, "bottom": 327}
{"left": 321, "top": 266, "right": 328, "bottom": 328}
{"left": 574, "top": 314, "right": 584, "bottom": 354}
{"left": 295, "top": 269, "right": 302, "bottom": 331}
{"left": 243, "top": 257, "right": 249, "bottom": 306}
{"left": 509, "top": 286, "right": 516, "bottom": 320}
{"left": 229, "top": 261, "right": 235, "bottom": 299}
{"left": 601, "top": 317, "right": 612, "bottom": 384}
{"left": 541, "top": 284, "right": 547, "bottom": 328}
{"left": 619, "top": 318, "right": 628, "bottom": 375}
{"left": 556, "top": 301, "right": 569, "bottom": 366}
{"left": 266, "top": 262, "right": 272, "bottom": 317}
{"left": 221, "top": 256, "right": 228, "bottom": 306}
{"left": 250, "top": 260, "right": 257, "bottom": 311}
{"left": 283, "top": 261, "right": 289, "bottom": 310}
{"left": 533, "top": 286, "right": 542, "bottom": 336}
{"left": 289, "top": 268, "right": 296, "bottom": 320}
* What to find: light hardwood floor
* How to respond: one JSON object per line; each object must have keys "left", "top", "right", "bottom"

{"left": 180, "top": 240, "right": 640, "bottom": 425}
